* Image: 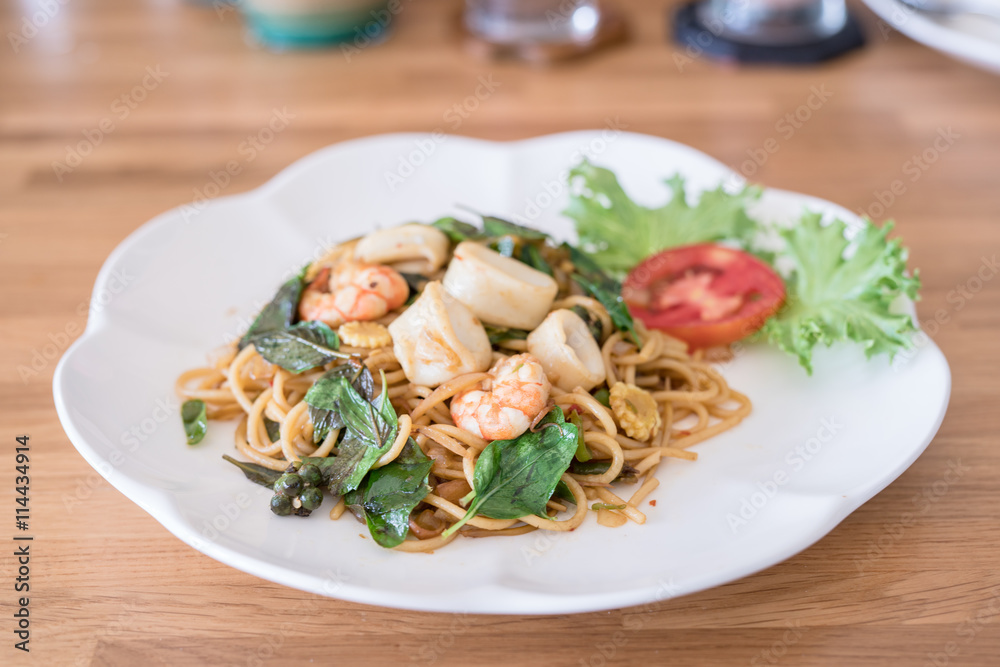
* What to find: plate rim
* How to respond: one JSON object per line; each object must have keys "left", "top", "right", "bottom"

{"left": 53, "top": 130, "right": 953, "bottom": 614}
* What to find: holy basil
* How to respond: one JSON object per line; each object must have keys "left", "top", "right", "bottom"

{"left": 181, "top": 399, "right": 208, "bottom": 445}
{"left": 345, "top": 439, "right": 434, "bottom": 548}
{"left": 238, "top": 267, "right": 308, "bottom": 349}
{"left": 442, "top": 407, "right": 578, "bottom": 537}
{"left": 250, "top": 321, "right": 347, "bottom": 374}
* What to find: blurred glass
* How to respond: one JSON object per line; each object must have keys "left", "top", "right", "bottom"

{"left": 464, "top": 0, "right": 603, "bottom": 44}
{"left": 696, "top": 0, "right": 848, "bottom": 45}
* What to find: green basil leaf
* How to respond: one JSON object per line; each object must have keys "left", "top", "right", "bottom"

{"left": 442, "top": 407, "right": 578, "bottom": 537}
{"left": 238, "top": 266, "right": 308, "bottom": 349}
{"left": 569, "top": 459, "right": 638, "bottom": 482}
{"left": 519, "top": 243, "right": 554, "bottom": 276}
{"left": 484, "top": 325, "right": 530, "bottom": 345}
{"left": 399, "top": 272, "right": 430, "bottom": 300}
{"left": 303, "top": 370, "right": 397, "bottom": 495}
{"left": 250, "top": 321, "right": 347, "bottom": 374}
{"left": 592, "top": 388, "right": 611, "bottom": 407}
{"left": 222, "top": 454, "right": 283, "bottom": 488}
{"left": 181, "top": 399, "right": 207, "bottom": 445}
{"left": 306, "top": 363, "right": 374, "bottom": 443}
{"left": 263, "top": 417, "right": 281, "bottom": 443}
{"left": 569, "top": 305, "right": 603, "bottom": 342}
{"left": 552, "top": 480, "right": 575, "bottom": 504}
{"left": 345, "top": 439, "right": 434, "bottom": 549}
{"left": 566, "top": 245, "right": 640, "bottom": 346}
{"left": 481, "top": 215, "right": 550, "bottom": 241}
{"left": 568, "top": 410, "right": 591, "bottom": 462}
{"left": 432, "top": 216, "right": 485, "bottom": 242}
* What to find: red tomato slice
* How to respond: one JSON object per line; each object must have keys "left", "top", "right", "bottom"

{"left": 623, "top": 244, "right": 785, "bottom": 349}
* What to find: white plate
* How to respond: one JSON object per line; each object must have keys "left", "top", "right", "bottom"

{"left": 53, "top": 131, "right": 951, "bottom": 614}
{"left": 863, "top": 0, "right": 1000, "bottom": 74}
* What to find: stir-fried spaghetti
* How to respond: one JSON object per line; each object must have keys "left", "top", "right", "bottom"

{"left": 176, "top": 222, "right": 751, "bottom": 552}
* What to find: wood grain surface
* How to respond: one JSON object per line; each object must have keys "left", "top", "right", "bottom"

{"left": 2, "top": 0, "right": 999, "bottom": 665}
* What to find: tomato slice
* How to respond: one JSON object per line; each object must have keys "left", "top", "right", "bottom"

{"left": 623, "top": 244, "right": 785, "bottom": 349}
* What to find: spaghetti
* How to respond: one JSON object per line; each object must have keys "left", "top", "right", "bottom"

{"left": 176, "top": 224, "right": 751, "bottom": 552}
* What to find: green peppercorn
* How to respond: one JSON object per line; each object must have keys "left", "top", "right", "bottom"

{"left": 298, "top": 464, "right": 322, "bottom": 488}
{"left": 275, "top": 473, "right": 302, "bottom": 497}
{"left": 299, "top": 487, "right": 323, "bottom": 511}
{"left": 270, "top": 494, "right": 292, "bottom": 516}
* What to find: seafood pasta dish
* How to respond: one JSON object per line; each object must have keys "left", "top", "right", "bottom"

{"left": 176, "top": 159, "right": 922, "bottom": 553}
{"left": 176, "top": 217, "right": 751, "bottom": 551}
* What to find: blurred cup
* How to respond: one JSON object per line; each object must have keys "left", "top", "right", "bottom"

{"left": 464, "top": 0, "right": 602, "bottom": 45}
{"left": 240, "top": 0, "right": 395, "bottom": 49}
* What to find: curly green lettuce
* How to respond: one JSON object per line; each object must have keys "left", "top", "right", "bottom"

{"left": 564, "top": 161, "right": 761, "bottom": 275}
{"left": 757, "top": 214, "right": 920, "bottom": 373}
{"left": 564, "top": 161, "right": 922, "bottom": 373}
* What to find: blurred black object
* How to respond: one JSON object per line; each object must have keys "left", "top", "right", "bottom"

{"left": 673, "top": 0, "right": 864, "bottom": 64}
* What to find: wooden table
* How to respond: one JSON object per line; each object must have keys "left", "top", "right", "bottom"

{"left": 3, "top": 0, "right": 999, "bottom": 664}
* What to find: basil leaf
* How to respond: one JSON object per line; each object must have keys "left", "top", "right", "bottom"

{"left": 222, "top": 454, "right": 283, "bottom": 488}
{"left": 552, "top": 480, "right": 575, "bottom": 504}
{"left": 565, "top": 244, "right": 640, "bottom": 346}
{"left": 568, "top": 410, "right": 591, "bottom": 462}
{"left": 569, "top": 305, "right": 602, "bottom": 342}
{"left": 519, "top": 243, "right": 554, "bottom": 276}
{"left": 303, "top": 371, "right": 397, "bottom": 495}
{"left": 238, "top": 266, "right": 307, "bottom": 349}
{"left": 399, "top": 272, "right": 430, "bottom": 299}
{"left": 482, "top": 215, "right": 550, "bottom": 241}
{"left": 263, "top": 417, "right": 281, "bottom": 443}
{"left": 432, "top": 216, "right": 484, "bottom": 242}
{"left": 592, "top": 388, "right": 611, "bottom": 407}
{"left": 484, "top": 325, "right": 530, "bottom": 345}
{"left": 345, "top": 439, "right": 434, "bottom": 549}
{"left": 250, "top": 321, "right": 347, "bottom": 374}
{"left": 306, "top": 363, "right": 374, "bottom": 443}
{"left": 181, "top": 399, "right": 208, "bottom": 445}
{"left": 569, "top": 459, "right": 638, "bottom": 483}
{"left": 442, "top": 407, "right": 578, "bottom": 537}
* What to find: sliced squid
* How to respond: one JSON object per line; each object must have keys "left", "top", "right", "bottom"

{"left": 527, "top": 309, "right": 606, "bottom": 392}
{"left": 354, "top": 223, "right": 450, "bottom": 274}
{"left": 442, "top": 241, "right": 558, "bottom": 330}
{"left": 387, "top": 281, "right": 492, "bottom": 387}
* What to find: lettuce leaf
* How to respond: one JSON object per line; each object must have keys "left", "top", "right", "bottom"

{"left": 757, "top": 214, "right": 920, "bottom": 373}
{"left": 565, "top": 161, "right": 761, "bottom": 275}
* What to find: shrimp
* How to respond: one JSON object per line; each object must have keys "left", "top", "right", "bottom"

{"left": 450, "top": 353, "right": 551, "bottom": 441}
{"left": 298, "top": 261, "right": 408, "bottom": 328}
